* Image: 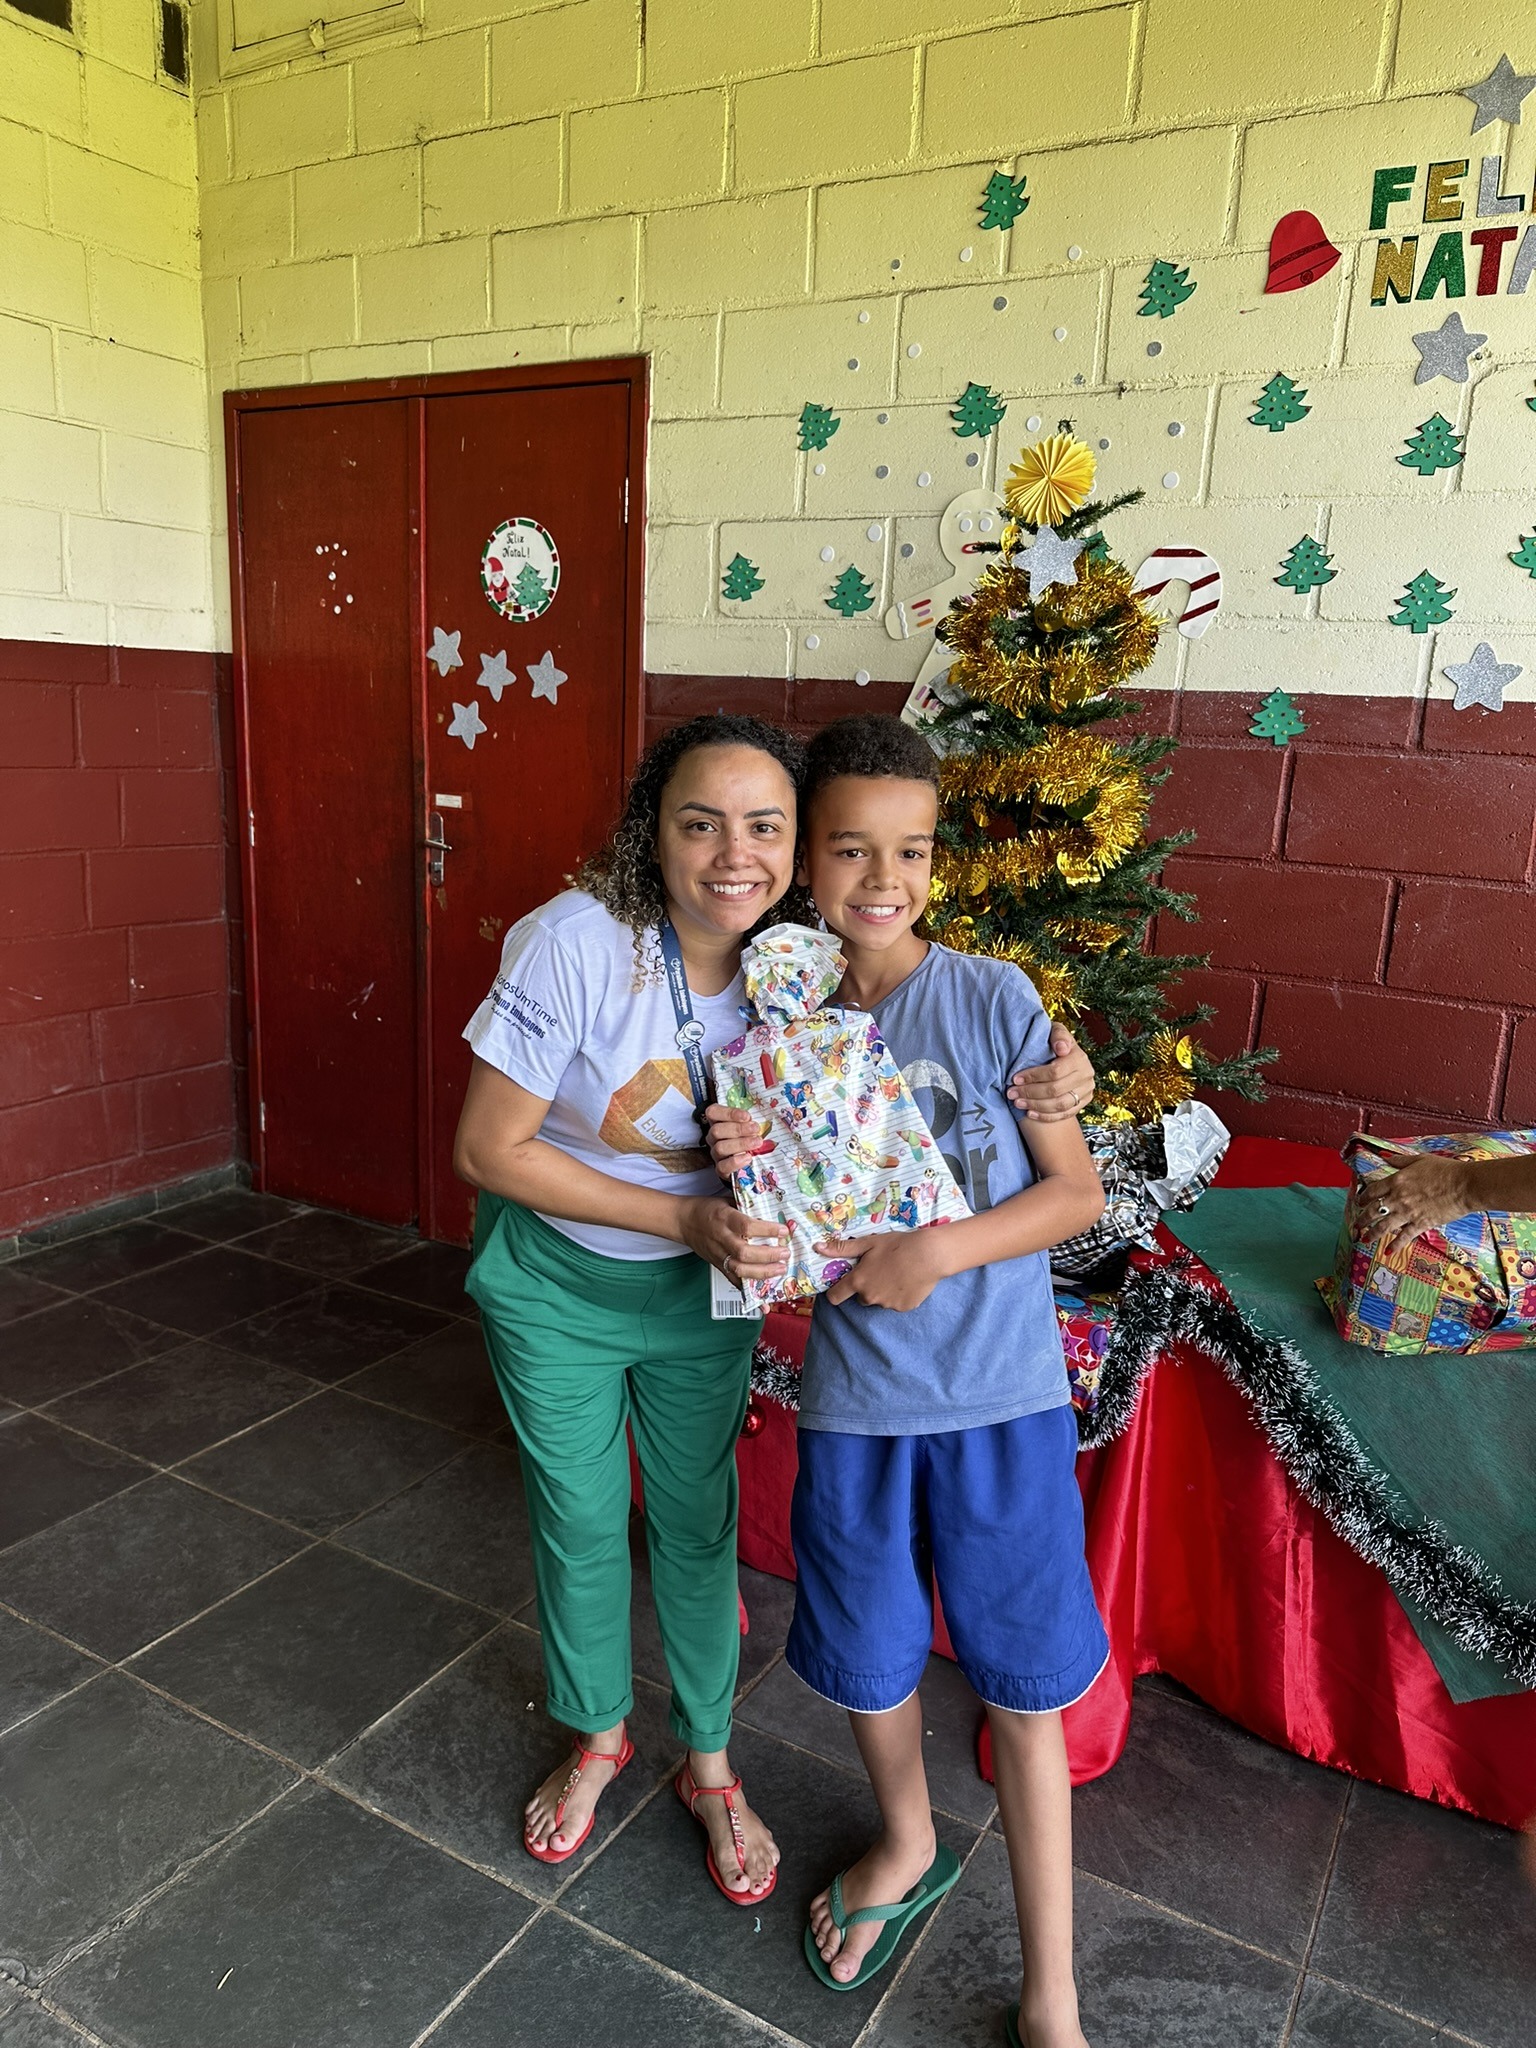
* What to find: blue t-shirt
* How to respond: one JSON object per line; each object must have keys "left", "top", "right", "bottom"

{"left": 798, "top": 944, "right": 1068, "bottom": 1437}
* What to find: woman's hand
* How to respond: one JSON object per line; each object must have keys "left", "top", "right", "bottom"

{"left": 679, "top": 1194, "right": 789, "bottom": 1282}
{"left": 816, "top": 1227, "right": 952, "bottom": 1311}
{"left": 703, "top": 1103, "right": 764, "bottom": 1182}
{"left": 1365, "top": 1155, "right": 1477, "bottom": 1252}
{"left": 1007, "top": 1023, "right": 1096, "bottom": 1123}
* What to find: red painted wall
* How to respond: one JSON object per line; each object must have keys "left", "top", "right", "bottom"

{"left": 0, "top": 637, "right": 240, "bottom": 1236}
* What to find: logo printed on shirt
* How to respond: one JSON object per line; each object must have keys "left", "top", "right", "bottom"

{"left": 903, "top": 1059, "right": 998, "bottom": 1211}
{"left": 599, "top": 1060, "right": 708, "bottom": 1173}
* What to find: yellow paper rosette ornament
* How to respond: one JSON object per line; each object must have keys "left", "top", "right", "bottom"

{"left": 1004, "top": 433, "right": 1097, "bottom": 527}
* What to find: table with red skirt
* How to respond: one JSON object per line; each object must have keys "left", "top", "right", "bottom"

{"left": 731, "top": 1137, "right": 1536, "bottom": 1832}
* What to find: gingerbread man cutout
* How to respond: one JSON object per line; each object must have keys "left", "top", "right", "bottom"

{"left": 885, "top": 487, "right": 1005, "bottom": 731}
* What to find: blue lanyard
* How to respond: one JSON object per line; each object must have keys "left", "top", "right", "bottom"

{"left": 659, "top": 919, "right": 711, "bottom": 1115}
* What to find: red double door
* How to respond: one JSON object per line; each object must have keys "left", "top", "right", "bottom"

{"left": 229, "top": 366, "right": 644, "bottom": 1242}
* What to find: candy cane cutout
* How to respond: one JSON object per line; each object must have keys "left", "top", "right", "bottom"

{"left": 1131, "top": 545, "right": 1223, "bottom": 639}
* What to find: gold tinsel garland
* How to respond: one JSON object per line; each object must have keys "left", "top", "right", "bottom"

{"left": 939, "top": 729, "right": 1149, "bottom": 884}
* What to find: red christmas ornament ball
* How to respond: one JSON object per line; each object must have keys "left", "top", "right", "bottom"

{"left": 740, "top": 1400, "right": 766, "bottom": 1438}
{"left": 1265, "top": 210, "right": 1341, "bottom": 294}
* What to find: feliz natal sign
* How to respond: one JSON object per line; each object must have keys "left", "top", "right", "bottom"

{"left": 481, "top": 517, "right": 560, "bottom": 623}
{"left": 1366, "top": 156, "right": 1536, "bottom": 304}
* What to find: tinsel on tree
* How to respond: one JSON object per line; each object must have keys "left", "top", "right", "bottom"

{"left": 918, "top": 431, "right": 1273, "bottom": 1125}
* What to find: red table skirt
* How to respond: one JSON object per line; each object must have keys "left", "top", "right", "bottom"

{"left": 735, "top": 1139, "right": 1536, "bottom": 1830}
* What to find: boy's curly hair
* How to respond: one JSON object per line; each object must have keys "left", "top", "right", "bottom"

{"left": 576, "top": 714, "right": 810, "bottom": 971}
{"left": 801, "top": 714, "right": 939, "bottom": 815}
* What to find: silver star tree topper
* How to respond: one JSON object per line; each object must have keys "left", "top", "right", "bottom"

{"left": 1462, "top": 54, "right": 1536, "bottom": 133}
{"left": 1443, "top": 642, "right": 1522, "bottom": 712}
{"left": 527, "top": 650, "right": 568, "bottom": 705}
{"left": 446, "top": 699, "right": 488, "bottom": 748}
{"left": 427, "top": 626, "right": 463, "bottom": 677}
{"left": 477, "top": 649, "right": 513, "bottom": 701}
{"left": 1411, "top": 311, "right": 1488, "bottom": 385}
{"left": 1014, "top": 524, "right": 1082, "bottom": 599}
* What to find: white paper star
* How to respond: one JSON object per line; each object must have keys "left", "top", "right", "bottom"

{"left": 527, "top": 649, "right": 568, "bottom": 705}
{"left": 427, "top": 627, "right": 463, "bottom": 677}
{"left": 1443, "top": 642, "right": 1522, "bottom": 712}
{"left": 1411, "top": 311, "right": 1488, "bottom": 385}
{"left": 1462, "top": 54, "right": 1536, "bottom": 133}
{"left": 1014, "top": 524, "right": 1082, "bottom": 599}
{"left": 477, "top": 649, "right": 513, "bottom": 701}
{"left": 447, "top": 699, "right": 487, "bottom": 748}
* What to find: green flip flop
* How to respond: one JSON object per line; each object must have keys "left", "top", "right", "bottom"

{"left": 803, "top": 1843, "right": 962, "bottom": 1992}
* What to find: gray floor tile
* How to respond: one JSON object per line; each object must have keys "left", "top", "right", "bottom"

{"left": 49, "top": 1783, "right": 525, "bottom": 2048}
{"left": 216, "top": 1281, "right": 451, "bottom": 1382}
{"left": 736, "top": 1651, "right": 997, "bottom": 1828}
{"left": 1290, "top": 1976, "right": 1444, "bottom": 2046}
{"left": 334, "top": 1441, "right": 537, "bottom": 1613}
{"left": 129, "top": 1542, "right": 497, "bottom": 1767}
{"left": 156, "top": 1189, "right": 299, "bottom": 1242}
{"left": 1068, "top": 1686, "right": 1347, "bottom": 1960}
{"left": 234, "top": 1210, "right": 413, "bottom": 1278}
{"left": 352, "top": 1240, "right": 475, "bottom": 1317}
{"left": 0, "top": 1671, "right": 293, "bottom": 1980}
{"left": 1310, "top": 1779, "right": 1535, "bottom": 2048}
{"left": 16, "top": 1222, "right": 207, "bottom": 1297}
{"left": 0, "top": 1611, "right": 100, "bottom": 1738}
{"left": 342, "top": 1319, "right": 505, "bottom": 1436}
{"left": 563, "top": 1722, "right": 977, "bottom": 2048}
{"left": 92, "top": 1247, "right": 315, "bottom": 1340}
{"left": 0, "top": 1414, "right": 146, "bottom": 1550}
{"left": 327, "top": 1621, "right": 676, "bottom": 1896}
{"left": 0, "top": 1476, "right": 306, "bottom": 1661}
{"left": 0, "top": 1269, "right": 71, "bottom": 1329}
{"left": 0, "top": 1299, "right": 181, "bottom": 1408}
{"left": 42, "top": 1341, "right": 318, "bottom": 1465}
{"left": 177, "top": 1386, "right": 465, "bottom": 1535}
{"left": 430, "top": 1912, "right": 780, "bottom": 2048}
{"left": 0, "top": 2002, "right": 97, "bottom": 2046}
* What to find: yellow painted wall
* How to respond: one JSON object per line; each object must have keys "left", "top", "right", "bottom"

{"left": 0, "top": 0, "right": 213, "bottom": 649}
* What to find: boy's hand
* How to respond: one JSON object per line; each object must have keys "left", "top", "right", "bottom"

{"left": 1007, "top": 1023, "right": 1095, "bottom": 1123}
{"left": 817, "top": 1228, "right": 952, "bottom": 1311}
{"left": 703, "top": 1103, "right": 763, "bottom": 1182}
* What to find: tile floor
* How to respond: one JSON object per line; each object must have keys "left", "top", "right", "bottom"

{"left": 0, "top": 1189, "right": 1531, "bottom": 2048}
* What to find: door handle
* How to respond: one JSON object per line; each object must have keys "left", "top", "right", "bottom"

{"left": 425, "top": 811, "right": 452, "bottom": 886}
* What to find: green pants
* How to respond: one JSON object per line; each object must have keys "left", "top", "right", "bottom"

{"left": 468, "top": 1195, "right": 759, "bottom": 1751}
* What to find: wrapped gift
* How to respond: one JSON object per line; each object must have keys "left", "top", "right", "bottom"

{"left": 1317, "top": 1129, "right": 1536, "bottom": 1354}
{"left": 1050, "top": 1099, "right": 1230, "bottom": 1284}
{"left": 712, "top": 924, "right": 970, "bottom": 1310}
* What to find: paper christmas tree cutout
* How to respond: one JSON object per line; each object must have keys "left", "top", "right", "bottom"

{"left": 721, "top": 553, "right": 764, "bottom": 602}
{"left": 1275, "top": 536, "right": 1336, "bottom": 592}
{"left": 1391, "top": 570, "right": 1456, "bottom": 632}
{"left": 513, "top": 562, "right": 547, "bottom": 612}
{"left": 1509, "top": 533, "right": 1536, "bottom": 577}
{"left": 798, "top": 402, "right": 840, "bottom": 452}
{"left": 950, "top": 382, "right": 1008, "bottom": 438}
{"left": 1249, "top": 689, "right": 1307, "bottom": 744}
{"left": 1249, "top": 373, "right": 1310, "bottom": 432}
{"left": 1397, "top": 414, "right": 1464, "bottom": 476}
{"left": 1138, "top": 259, "right": 1197, "bottom": 317}
{"left": 826, "top": 565, "right": 876, "bottom": 617}
{"left": 978, "top": 170, "right": 1029, "bottom": 230}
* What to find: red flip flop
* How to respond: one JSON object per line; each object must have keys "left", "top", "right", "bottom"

{"left": 524, "top": 1729, "right": 634, "bottom": 1865}
{"left": 674, "top": 1762, "right": 778, "bottom": 1906}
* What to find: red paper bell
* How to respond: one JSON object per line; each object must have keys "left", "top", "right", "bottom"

{"left": 1265, "top": 210, "right": 1341, "bottom": 294}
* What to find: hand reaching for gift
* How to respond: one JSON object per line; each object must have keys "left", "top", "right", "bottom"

{"left": 1368, "top": 1151, "right": 1536, "bottom": 1253}
{"left": 679, "top": 1194, "right": 789, "bottom": 1284}
{"left": 704, "top": 1103, "right": 764, "bottom": 1182}
{"left": 1007, "top": 1024, "right": 1096, "bottom": 1123}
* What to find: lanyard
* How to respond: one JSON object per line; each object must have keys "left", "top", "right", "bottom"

{"left": 658, "top": 919, "right": 711, "bottom": 1116}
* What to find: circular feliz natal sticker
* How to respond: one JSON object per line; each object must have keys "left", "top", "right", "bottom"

{"left": 481, "top": 518, "right": 560, "bottom": 623}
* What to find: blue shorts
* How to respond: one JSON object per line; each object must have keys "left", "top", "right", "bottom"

{"left": 786, "top": 1406, "right": 1109, "bottom": 1716}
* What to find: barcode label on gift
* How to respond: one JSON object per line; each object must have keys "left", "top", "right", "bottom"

{"left": 710, "top": 1267, "right": 753, "bottom": 1319}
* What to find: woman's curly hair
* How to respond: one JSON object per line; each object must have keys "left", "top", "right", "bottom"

{"left": 576, "top": 714, "right": 811, "bottom": 976}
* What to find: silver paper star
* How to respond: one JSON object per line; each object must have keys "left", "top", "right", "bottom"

{"left": 477, "top": 649, "right": 513, "bottom": 701}
{"left": 1463, "top": 54, "right": 1536, "bottom": 133}
{"left": 1014, "top": 523, "right": 1082, "bottom": 598}
{"left": 427, "top": 626, "right": 463, "bottom": 676}
{"left": 446, "top": 699, "right": 487, "bottom": 748}
{"left": 527, "top": 649, "right": 567, "bottom": 705}
{"left": 1443, "top": 641, "right": 1522, "bottom": 712}
{"left": 1411, "top": 311, "right": 1488, "bottom": 385}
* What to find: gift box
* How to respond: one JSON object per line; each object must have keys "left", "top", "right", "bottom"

{"left": 1050, "top": 1099, "right": 1231, "bottom": 1285}
{"left": 1317, "top": 1129, "right": 1536, "bottom": 1354}
{"left": 712, "top": 924, "right": 970, "bottom": 1310}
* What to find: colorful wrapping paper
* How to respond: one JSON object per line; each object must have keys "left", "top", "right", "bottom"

{"left": 1317, "top": 1129, "right": 1536, "bottom": 1354}
{"left": 713, "top": 924, "right": 971, "bottom": 1310}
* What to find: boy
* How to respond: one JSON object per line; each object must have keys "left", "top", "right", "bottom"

{"left": 708, "top": 716, "right": 1107, "bottom": 2048}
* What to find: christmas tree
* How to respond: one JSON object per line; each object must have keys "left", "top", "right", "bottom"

{"left": 978, "top": 170, "right": 1029, "bottom": 230}
{"left": 513, "top": 561, "right": 547, "bottom": 612}
{"left": 1398, "top": 414, "right": 1463, "bottom": 476}
{"left": 1138, "top": 259, "right": 1196, "bottom": 317}
{"left": 826, "top": 564, "right": 875, "bottom": 617}
{"left": 1509, "top": 533, "right": 1536, "bottom": 577}
{"left": 951, "top": 382, "right": 1008, "bottom": 438}
{"left": 919, "top": 432, "right": 1272, "bottom": 1124}
{"left": 1275, "top": 536, "right": 1335, "bottom": 592}
{"left": 1249, "top": 689, "right": 1307, "bottom": 744}
{"left": 1391, "top": 570, "right": 1456, "bottom": 632}
{"left": 798, "top": 402, "right": 840, "bottom": 452}
{"left": 721, "top": 553, "right": 764, "bottom": 602}
{"left": 1249, "top": 373, "right": 1310, "bottom": 432}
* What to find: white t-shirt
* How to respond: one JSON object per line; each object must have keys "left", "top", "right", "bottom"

{"left": 463, "top": 890, "right": 748, "bottom": 1260}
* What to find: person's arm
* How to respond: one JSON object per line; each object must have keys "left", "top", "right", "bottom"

{"left": 454, "top": 1056, "right": 788, "bottom": 1281}
{"left": 1006, "top": 1022, "right": 1096, "bottom": 1123}
{"left": 1372, "top": 1149, "right": 1536, "bottom": 1252}
{"left": 819, "top": 1113, "right": 1104, "bottom": 1311}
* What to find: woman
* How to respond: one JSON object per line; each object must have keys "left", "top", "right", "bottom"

{"left": 454, "top": 713, "right": 1094, "bottom": 1898}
